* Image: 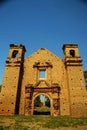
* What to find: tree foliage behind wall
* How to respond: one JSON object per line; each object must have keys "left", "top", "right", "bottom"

{"left": 84, "top": 71, "right": 87, "bottom": 87}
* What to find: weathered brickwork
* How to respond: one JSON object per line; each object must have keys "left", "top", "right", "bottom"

{"left": 0, "top": 44, "right": 87, "bottom": 117}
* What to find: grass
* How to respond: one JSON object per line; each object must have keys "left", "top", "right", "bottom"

{"left": 0, "top": 115, "right": 87, "bottom": 129}
{"left": 35, "top": 106, "right": 50, "bottom": 112}
{"left": 42, "top": 116, "right": 87, "bottom": 128}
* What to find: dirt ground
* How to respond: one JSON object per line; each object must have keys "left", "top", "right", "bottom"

{"left": 40, "top": 126, "right": 87, "bottom": 130}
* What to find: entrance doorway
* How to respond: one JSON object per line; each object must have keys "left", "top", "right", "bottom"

{"left": 34, "top": 94, "right": 50, "bottom": 115}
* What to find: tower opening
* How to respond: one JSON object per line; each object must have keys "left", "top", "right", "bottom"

{"left": 12, "top": 50, "right": 18, "bottom": 58}
{"left": 70, "top": 50, "right": 75, "bottom": 57}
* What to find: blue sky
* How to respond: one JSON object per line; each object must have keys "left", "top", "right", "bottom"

{"left": 0, "top": 0, "right": 87, "bottom": 84}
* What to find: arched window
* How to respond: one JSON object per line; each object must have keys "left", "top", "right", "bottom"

{"left": 70, "top": 50, "right": 75, "bottom": 57}
{"left": 34, "top": 94, "right": 50, "bottom": 115}
{"left": 12, "top": 50, "right": 18, "bottom": 58}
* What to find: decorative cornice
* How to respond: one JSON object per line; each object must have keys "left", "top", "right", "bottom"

{"left": 33, "top": 61, "right": 53, "bottom": 68}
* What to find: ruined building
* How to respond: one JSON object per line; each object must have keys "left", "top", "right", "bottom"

{"left": 0, "top": 44, "right": 87, "bottom": 117}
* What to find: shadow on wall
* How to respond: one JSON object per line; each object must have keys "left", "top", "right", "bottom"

{"left": 34, "top": 111, "right": 50, "bottom": 115}
{"left": 0, "top": 85, "right": 2, "bottom": 92}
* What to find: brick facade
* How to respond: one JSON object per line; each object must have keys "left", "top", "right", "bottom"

{"left": 0, "top": 44, "right": 87, "bottom": 117}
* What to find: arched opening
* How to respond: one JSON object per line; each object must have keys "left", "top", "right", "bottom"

{"left": 70, "top": 50, "right": 75, "bottom": 57}
{"left": 34, "top": 94, "right": 51, "bottom": 115}
{"left": 12, "top": 50, "right": 18, "bottom": 58}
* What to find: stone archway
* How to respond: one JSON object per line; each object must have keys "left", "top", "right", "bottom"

{"left": 25, "top": 83, "right": 61, "bottom": 116}
{"left": 33, "top": 94, "right": 51, "bottom": 115}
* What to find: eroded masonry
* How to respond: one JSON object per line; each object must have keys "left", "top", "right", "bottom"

{"left": 0, "top": 44, "right": 87, "bottom": 117}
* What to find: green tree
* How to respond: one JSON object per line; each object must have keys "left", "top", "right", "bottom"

{"left": 34, "top": 96, "right": 42, "bottom": 107}
{"left": 84, "top": 71, "right": 87, "bottom": 87}
{"left": 45, "top": 97, "right": 50, "bottom": 107}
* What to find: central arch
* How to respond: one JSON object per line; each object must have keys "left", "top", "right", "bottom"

{"left": 33, "top": 93, "right": 52, "bottom": 115}
{"left": 25, "top": 84, "right": 61, "bottom": 116}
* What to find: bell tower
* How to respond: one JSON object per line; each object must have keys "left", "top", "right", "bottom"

{"left": 63, "top": 44, "right": 87, "bottom": 117}
{"left": 63, "top": 44, "right": 81, "bottom": 64}
{"left": 0, "top": 44, "right": 26, "bottom": 115}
